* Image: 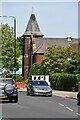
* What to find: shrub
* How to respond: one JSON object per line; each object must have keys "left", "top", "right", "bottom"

{"left": 8, "top": 74, "right": 24, "bottom": 82}
{"left": 50, "top": 73, "right": 80, "bottom": 91}
{"left": 24, "top": 79, "right": 29, "bottom": 84}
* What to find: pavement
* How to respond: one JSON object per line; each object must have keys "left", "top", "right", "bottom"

{"left": 53, "top": 90, "right": 77, "bottom": 100}
{"left": 18, "top": 88, "right": 78, "bottom": 100}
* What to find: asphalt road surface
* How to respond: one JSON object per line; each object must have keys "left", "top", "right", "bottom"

{"left": 0, "top": 92, "right": 80, "bottom": 119}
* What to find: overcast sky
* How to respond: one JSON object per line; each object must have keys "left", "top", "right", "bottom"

{"left": 0, "top": 1, "right": 78, "bottom": 38}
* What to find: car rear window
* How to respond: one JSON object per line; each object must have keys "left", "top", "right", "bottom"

{"left": 0, "top": 78, "right": 13, "bottom": 84}
{"left": 31, "top": 81, "right": 48, "bottom": 86}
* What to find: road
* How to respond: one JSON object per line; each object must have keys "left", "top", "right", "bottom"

{"left": 1, "top": 92, "right": 80, "bottom": 119}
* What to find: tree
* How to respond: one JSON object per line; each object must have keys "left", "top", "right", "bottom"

{"left": 17, "top": 37, "right": 23, "bottom": 54}
{"left": 0, "top": 24, "right": 21, "bottom": 70}
{"left": 28, "top": 62, "right": 43, "bottom": 80}
{"left": 64, "top": 51, "right": 80, "bottom": 74}
{"left": 41, "top": 46, "right": 71, "bottom": 75}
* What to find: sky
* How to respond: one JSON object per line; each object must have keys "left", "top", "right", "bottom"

{"left": 0, "top": 1, "right": 79, "bottom": 38}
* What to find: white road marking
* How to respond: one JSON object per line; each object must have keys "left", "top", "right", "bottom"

{"left": 58, "top": 103, "right": 64, "bottom": 107}
{"left": 76, "top": 113, "right": 80, "bottom": 116}
{"left": 66, "top": 106, "right": 73, "bottom": 112}
{"left": 45, "top": 100, "right": 55, "bottom": 103}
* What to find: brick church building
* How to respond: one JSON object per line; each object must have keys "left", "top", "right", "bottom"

{"left": 22, "top": 11, "right": 79, "bottom": 80}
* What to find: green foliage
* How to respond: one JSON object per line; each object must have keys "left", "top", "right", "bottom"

{"left": 11, "top": 74, "right": 23, "bottom": 82}
{"left": 64, "top": 52, "right": 80, "bottom": 74}
{"left": 17, "top": 37, "right": 23, "bottom": 54}
{"left": 41, "top": 46, "right": 68, "bottom": 74}
{"left": 28, "top": 43, "right": 79, "bottom": 91}
{"left": 15, "top": 75, "right": 23, "bottom": 82}
{"left": 50, "top": 73, "right": 79, "bottom": 91}
{"left": 28, "top": 62, "right": 43, "bottom": 80}
{"left": 1, "top": 73, "right": 24, "bottom": 82}
{"left": 0, "top": 24, "right": 21, "bottom": 70}
{"left": 24, "top": 79, "right": 29, "bottom": 84}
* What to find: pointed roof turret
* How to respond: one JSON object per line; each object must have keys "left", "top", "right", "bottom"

{"left": 23, "top": 11, "right": 44, "bottom": 37}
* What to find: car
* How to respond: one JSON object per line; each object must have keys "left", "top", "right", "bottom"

{"left": 77, "top": 91, "right": 80, "bottom": 105}
{"left": 27, "top": 80, "right": 52, "bottom": 97}
{"left": 0, "top": 78, "right": 18, "bottom": 103}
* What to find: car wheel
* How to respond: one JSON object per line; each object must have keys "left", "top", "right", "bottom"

{"left": 49, "top": 94, "right": 52, "bottom": 97}
{"left": 27, "top": 91, "right": 30, "bottom": 95}
{"left": 46, "top": 93, "right": 52, "bottom": 97}
{"left": 14, "top": 96, "right": 18, "bottom": 103}
{"left": 30, "top": 90, "right": 34, "bottom": 96}
{"left": 9, "top": 98, "right": 13, "bottom": 103}
{"left": 46, "top": 94, "right": 52, "bottom": 97}
{"left": 77, "top": 97, "right": 80, "bottom": 105}
{"left": 27, "top": 89, "right": 30, "bottom": 95}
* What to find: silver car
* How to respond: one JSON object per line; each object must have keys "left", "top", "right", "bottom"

{"left": 27, "top": 80, "right": 52, "bottom": 97}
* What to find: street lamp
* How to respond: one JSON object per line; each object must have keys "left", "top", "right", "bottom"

{"left": 0, "top": 15, "right": 16, "bottom": 80}
{"left": 30, "top": 33, "right": 33, "bottom": 66}
{"left": 66, "top": 37, "right": 72, "bottom": 42}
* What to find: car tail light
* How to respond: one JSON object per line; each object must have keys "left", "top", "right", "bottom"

{"left": 13, "top": 84, "right": 17, "bottom": 89}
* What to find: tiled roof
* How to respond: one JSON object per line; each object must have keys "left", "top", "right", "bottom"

{"left": 23, "top": 13, "right": 44, "bottom": 37}
{"left": 33, "top": 38, "right": 78, "bottom": 54}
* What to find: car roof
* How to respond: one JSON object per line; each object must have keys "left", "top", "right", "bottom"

{"left": 31, "top": 80, "right": 47, "bottom": 82}
{"left": 0, "top": 78, "right": 12, "bottom": 80}
{"left": 32, "top": 80, "right": 45, "bottom": 81}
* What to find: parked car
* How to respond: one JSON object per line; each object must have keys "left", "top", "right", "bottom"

{"left": 27, "top": 80, "right": 52, "bottom": 97}
{"left": 77, "top": 91, "right": 80, "bottom": 105}
{"left": 0, "top": 78, "right": 18, "bottom": 102}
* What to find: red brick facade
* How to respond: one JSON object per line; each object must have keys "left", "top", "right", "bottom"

{"left": 33, "top": 54, "right": 44, "bottom": 63}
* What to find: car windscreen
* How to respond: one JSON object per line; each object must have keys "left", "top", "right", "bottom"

{"left": 0, "top": 78, "right": 13, "bottom": 84}
{"left": 31, "top": 81, "right": 48, "bottom": 86}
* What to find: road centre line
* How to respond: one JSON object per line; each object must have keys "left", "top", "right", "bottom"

{"left": 11, "top": 99, "right": 77, "bottom": 116}
{"left": 58, "top": 103, "right": 64, "bottom": 107}
{"left": 45, "top": 100, "right": 74, "bottom": 113}
{"left": 45, "top": 100, "right": 55, "bottom": 103}
{"left": 66, "top": 106, "right": 73, "bottom": 112}
{"left": 76, "top": 113, "right": 80, "bottom": 116}
{"left": 28, "top": 96, "right": 76, "bottom": 114}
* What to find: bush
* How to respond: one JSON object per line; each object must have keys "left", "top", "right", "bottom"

{"left": 24, "top": 79, "right": 29, "bottom": 84}
{"left": 1, "top": 74, "right": 24, "bottom": 82}
{"left": 28, "top": 63, "right": 43, "bottom": 81}
{"left": 50, "top": 73, "right": 80, "bottom": 91}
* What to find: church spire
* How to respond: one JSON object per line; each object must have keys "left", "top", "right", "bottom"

{"left": 23, "top": 9, "right": 44, "bottom": 37}
{"left": 32, "top": 6, "right": 34, "bottom": 14}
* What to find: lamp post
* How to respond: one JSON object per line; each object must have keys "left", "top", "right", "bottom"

{"left": 0, "top": 15, "right": 16, "bottom": 80}
{"left": 30, "top": 33, "right": 33, "bottom": 66}
{"left": 66, "top": 36, "right": 72, "bottom": 60}
{"left": 66, "top": 37, "right": 72, "bottom": 42}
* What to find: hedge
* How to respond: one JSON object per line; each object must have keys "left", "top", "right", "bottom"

{"left": 50, "top": 73, "right": 80, "bottom": 91}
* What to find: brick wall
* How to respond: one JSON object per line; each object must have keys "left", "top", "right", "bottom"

{"left": 72, "top": 42, "right": 79, "bottom": 51}
{"left": 33, "top": 54, "right": 44, "bottom": 63}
